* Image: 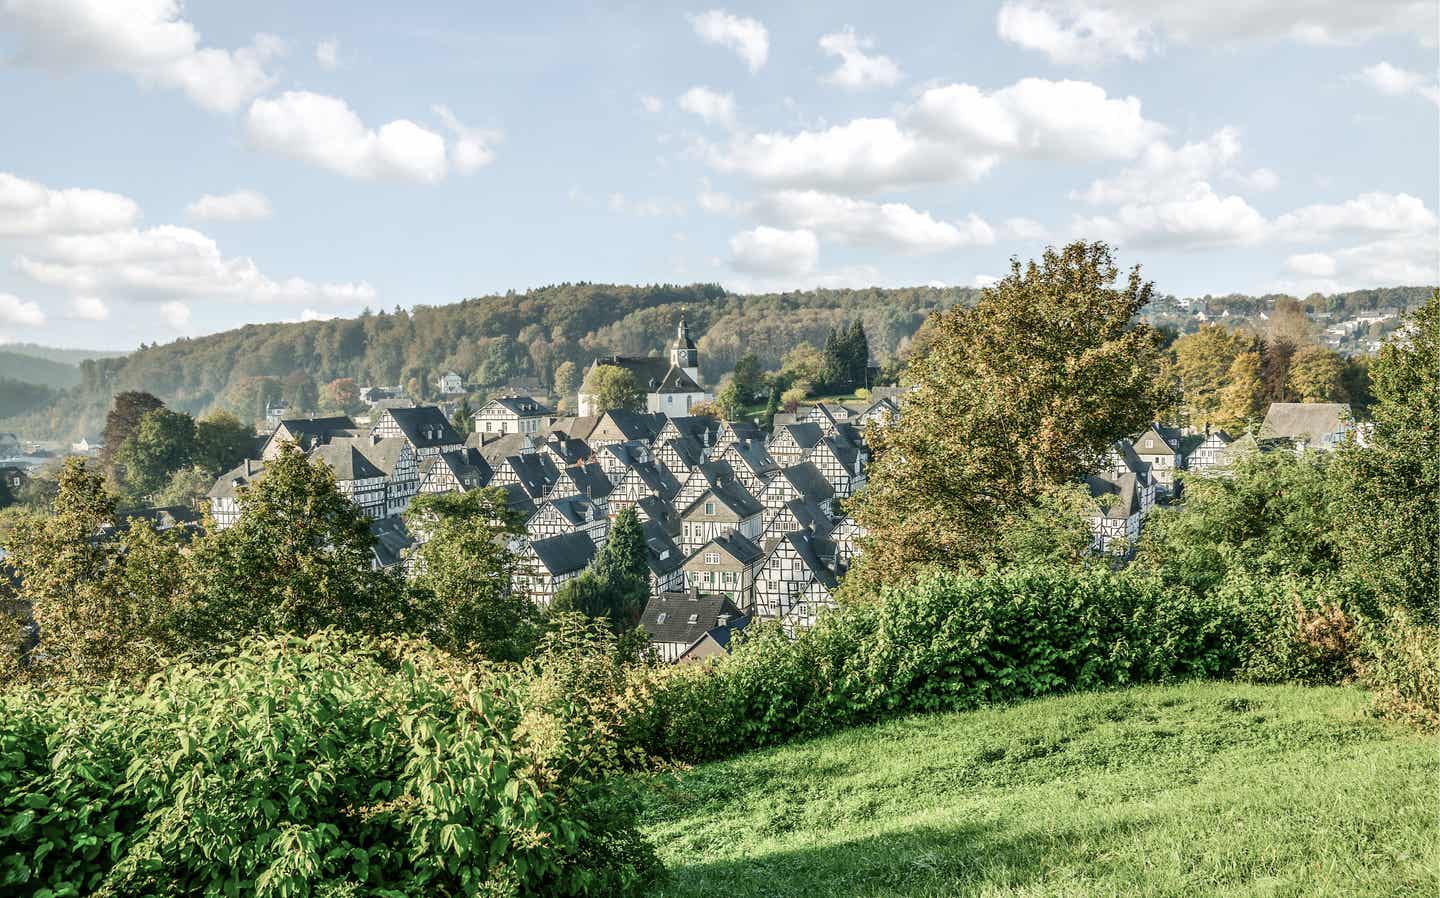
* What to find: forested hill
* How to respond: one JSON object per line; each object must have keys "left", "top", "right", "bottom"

{"left": 4, "top": 283, "right": 974, "bottom": 441}
{"left": 3, "top": 281, "right": 1429, "bottom": 443}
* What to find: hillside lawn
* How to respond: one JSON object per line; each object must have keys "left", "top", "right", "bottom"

{"left": 640, "top": 683, "right": 1437, "bottom": 898}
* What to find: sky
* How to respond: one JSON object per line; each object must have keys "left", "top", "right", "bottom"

{"left": 0, "top": 0, "right": 1436, "bottom": 351}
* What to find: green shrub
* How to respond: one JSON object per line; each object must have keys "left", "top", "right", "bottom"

{"left": 1356, "top": 607, "right": 1440, "bottom": 730}
{"left": 636, "top": 568, "right": 1246, "bottom": 763}
{"left": 0, "top": 631, "right": 658, "bottom": 898}
{"left": 1216, "top": 573, "right": 1364, "bottom": 686}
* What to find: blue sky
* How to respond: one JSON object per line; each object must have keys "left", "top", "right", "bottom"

{"left": 0, "top": 1, "right": 1436, "bottom": 350}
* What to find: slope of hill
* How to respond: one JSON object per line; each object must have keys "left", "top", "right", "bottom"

{"left": 0, "top": 343, "right": 127, "bottom": 366}
{"left": 642, "top": 683, "right": 1435, "bottom": 897}
{"left": 0, "top": 349, "right": 84, "bottom": 389}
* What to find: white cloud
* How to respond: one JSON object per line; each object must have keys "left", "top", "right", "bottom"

{"left": 1072, "top": 182, "right": 1268, "bottom": 248}
{"left": 996, "top": 3, "right": 1152, "bottom": 65}
{"left": 159, "top": 300, "right": 190, "bottom": 329}
{"left": 708, "top": 78, "right": 1162, "bottom": 193}
{"left": 1285, "top": 252, "right": 1337, "bottom": 278}
{"left": 1073, "top": 127, "right": 1243, "bottom": 205}
{"left": 1001, "top": 217, "right": 1049, "bottom": 240}
{"left": 678, "top": 86, "right": 738, "bottom": 129}
{"left": 1230, "top": 167, "right": 1279, "bottom": 192}
{"left": 997, "top": 1, "right": 1435, "bottom": 64}
{"left": 755, "top": 190, "right": 994, "bottom": 253}
{"left": 300, "top": 308, "right": 338, "bottom": 322}
{"left": 729, "top": 226, "right": 819, "bottom": 276}
{"left": 184, "top": 189, "right": 272, "bottom": 222}
{"left": 640, "top": 94, "right": 664, "bottom": 113}
{"left": 66, "top": 296, "right": 110, "bottom": 320}
{"left": 972, "top": 274, "right": 1002, "bottom": 288}
{"left": 1, "top": 0, "right": 283, "bottom": 113}
{"left": 1272, "top": 192, "right": 1438, "bottom": 242}
{"left": 316, "top": 38, "right": 340, "bottom": 70}
{"left": 433, "top": 104, "right": 502, "bottom": 174}
{"left": 15, "top": 224, "right": 377, "bottom": 305}
{"left": 1355, "top": 61, "right": 1440, "bottom": 106}
{"left": 818, "top": 27, "right": 903, "bottom": 89}
{"left": 689, "top": 9, "right": 768, "bottom": 72}
{"left": 0, "top": 172, "right": 141, "bottom": 237}
{"left": 0, "top": 293, "right": 45, "bottom": 327}
{"left": 246, "top": 91, "right": 449, "bottom": 183}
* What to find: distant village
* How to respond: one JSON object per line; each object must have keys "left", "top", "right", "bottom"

{"left": 0, "top": 320, "right": 1361, "bottom": 664}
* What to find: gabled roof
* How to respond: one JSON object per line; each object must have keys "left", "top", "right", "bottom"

{"left": 1086, "top": 471, "right": 1141, "bottom": 520}
{"left": 781, "top": 531, "right": 841, "bottom": 589}
{"left": 547, "top": 415, "right": 600, "bottom": 441}
{"left": 356, "top": 435, "right": 412, "bottom": 476}
{"left": 209, "top": 458, "right": 265, "bottom": 499}
{"left": 664, "top": 415, "right": 721, "bottom": 445}
{"left": 382, "top": 406, "right": 463, "bottom": 449}
{"left": 543, "top": 436, "right": 592, "bottom": 466}
{"left": 658, "top": 435, "right": 706, "bottom": 473}
{"left": 817, "top": 434, "right": 863, "bottom": 471}
{"left": 537, "top": 494, "right": 603, "bottom": 528}
{"left": 683, "top": 476, "right": 764, "bottom": 521}
{"left": 422, "top": 447, "right": 494, "bottom": 490}
{"left": 594, "top": 409, "right": 666, "bottom": 443}
{"left": 635, "top": 494, "right": 682, "bottom": 536}
{"left": 1259, "top": 403, "right": 1352, "bottom": 445}
{"left": 724, "top": 438, "right": 780, "bottom": 478}
{"left": 481, "top": 395, "right": 556, "bottom": 417}
{"left": 655, "top": 365, "right": 704, "bottom": 394}
{"left": 370, "top": 516, "right": 414, "bottom": 568}
{"left": 777, "top": 498, "right": 835, "bottom": 539}
{"left": 475, "top": 431, "right": 533, "bottom": 465}
{"left": 268, "top": 416, "right": 358, "bottom": 453}
{"left": 587, "top": 355, "right": 675, "bottom": 391}
{"left": 498, "top": 482, "right": 537, "bottom": 517}
{"left": 528, "top": 530, "right": 598, "bottom": 577}
{"left": 555, "top": 462, "right": 614, "bottom": 500}
{"left": 773, "top": 462, "right": 835, "bottom": 504}
{"left": 309, "top": 440, "right": 386, "bottom": 482}
{"left": 641, "top": 591, "right": 746, "bottom": 648}
{"left": 642, "top": 520, "right": 686, "bottom": 576}
{"left": 624, "top": 460, "right": 682, "bottom": 501}
{"left": 774, "top": 422, "right": 824, "bottom": 450}
{"left": 722, "top": 420, "right": 766, "bottom": 444}
{"left": 694, "top": 530, "right": 765, "bottom": 566}
{"left": 502, "top": 452, "right": 560, "bottom": 499}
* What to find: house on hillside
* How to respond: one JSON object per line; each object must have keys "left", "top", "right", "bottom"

{"left": 473, "top": 395, "right": 555, "bottom": 436}
{"left": 759, "top": 461, "right": 836, "bottom": 518}
{"left": 369, "top": 516, "right": 415, "bottom": 573}
{"left": 1187, "top": 429, "right": 1234, "bottom": 475}
{"left": 807, "top": 434, "right": 868, "bottom": 499}
{"left": 640, "top": 591, "right": 749, "bottom": 663}
{"left": 753, "top": 530, "right": 842, "bottom": 631}
{"left": 642, "top": 521, "right": 687, "bottom": 597}
{"left": 436, "top": 372, "right": 466, "bottom": 395}
{"left": 587, "top": 410, "right": 666, "bottom": 450}
{"left": 682, "top": 530, "right": 766, "bottom": 611}
{"left": 515, "top": 531, "right": 597, "bottom": 606}
{"left": 769, "top": 422, "right": 825, "bottom": 467}
{"left": 1132, "top": 424, "right": 1184, "bottom": 495}
{"left": 308, "top": 440, "right": 389, "bottom": 519}
{"left": 262, "top": 416, "right": 358, "bottom": 459}
{"left": 207, "top": 459, "right": 265, "bottom": 529}
{"left": 526, "top": 495, "right": 609, "bottom": 546}
{"left": 720, "top": 439, "right": 780, "bottom": 497}
{"left": 418, "top": 447, "right": 494, "bottom": 495}
{"left": 1085, "top": 471, "right": 1144, "bottom": 553}
{"left": 680, "top": 476, "right": 764, "bottom": 553}
{"left": 373, "top": 406, "right": 465, "bottom": 459}
{"left": 577, "top": 319, "right": 712, "bottom": 416}
{"left": 1259, "top": 403, "right": 1352, "bottom": 451}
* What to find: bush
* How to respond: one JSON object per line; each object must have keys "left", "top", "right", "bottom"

{"left": 1216, "top": 573, "right": 1364, "bottom": 686}
{"left": 634, "top": 568, "right": 1245, "bottom": 763}
{"left": 1356, "top": 608, "right": 1440, "bottom": 730}
{"left": 0, "top": 632, "right": 658, "bottom": 898}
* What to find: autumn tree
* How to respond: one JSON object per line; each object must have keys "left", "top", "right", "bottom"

{"left": 320, "top": 377, "right": 363, "bottom": 414}
{"left": 1287, "top": 345, "right": 1348, "bottom": 403}
{"left": 583, "top": 365, "right": 644, "bottom": 414}
{"left": 554, "top": 360, "right": 580, "bottom": 401}
{"left": 100, "top": 390, "right": 164, "bottom": 471}
{"left": 850, "top": 241, "right": 1171, "bottom": 589}
{"left": 404, "top": 487, "right": 537, "bottom": 660}
{"left": 1171, "top": 325, "right": 1250, "bottom": 427}
{"left": 1216, "top": 350, "right": 1266, "bottom": 431}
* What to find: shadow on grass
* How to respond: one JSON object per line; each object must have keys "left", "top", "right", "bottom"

{"left": 650, "top": 817, "right": 1158, "bottom": 898}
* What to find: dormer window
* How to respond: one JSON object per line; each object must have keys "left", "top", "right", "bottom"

{"left": 687, "top": 614, "right": 699, "bottom": 624}
{"left": 656, "top": 612, "right": 667, "bottom": 624}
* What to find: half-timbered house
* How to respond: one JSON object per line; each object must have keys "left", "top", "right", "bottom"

{"left": 681, "top": 530, "right": 766, "bottom": 611}
{"left": 514, "top": 531, "right": 597, "bottom": 607}
{"left": 640, "top": 591, "right": 748, "bottom": 663}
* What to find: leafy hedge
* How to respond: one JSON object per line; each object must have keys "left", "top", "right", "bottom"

{"left": 625, "top": 568, "right": 1246, "bottom": 763}
{"left": 0, "top": 632, "right": 659, "bottom": 898}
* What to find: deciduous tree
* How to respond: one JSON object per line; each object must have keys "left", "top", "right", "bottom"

{"left": 583, "top": 365, "right": 644, "bottom": 414}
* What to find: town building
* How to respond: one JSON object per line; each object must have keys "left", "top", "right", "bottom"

{"left": 577, "top": 319, "right": 713, "bottom": 416}
{"left": 473, "top": 395, "right": 556, "bottom": 436}
{"left": 640, "top": 591, "right": 749, "bottom": 663}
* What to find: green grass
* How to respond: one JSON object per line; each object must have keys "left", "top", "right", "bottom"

{"left": 640, "top": 683, "right": 1437, "bottom": 897}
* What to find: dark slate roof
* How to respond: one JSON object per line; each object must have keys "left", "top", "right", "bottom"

{"left": 1259, "top": 403, "right": 1352, "bottom": 446}
{"left": 641, "top": 591, "right": 747, "bottom": 648}
{"left": 269, "top": 416, "right": 358, "bottom": 452}
{"left": 554, "top": 462, "right": 614, "bottom": 500}
{"left": 636, "top": 495, "right": 682, "bottom": 537}
{"left": 642, "top": 520, "right": 686, "bottom": 576}
{"left": 475, "top": 432, "right": 531, "bottom": 465}
{"left": 705, "top": 530, "right": 766, "bottom": 566}
{"left": 499, "top": 482, "right": 538, "bottom": 517}
{"left": 776, "top": 462, "right": 835, "bottom": 503}
{"left": 529, "top": 530, "right": 597, "bottom": 576}
{"left": 383, "top": 406, "right": 463, "bottom": 449}
{"left": 781, "top": 498, "right": 835, "bottom": 539}
{"left": 370, "top": 517, "right": 414, "bottom": 568}
{"left": 484, "top": 395, "right": 556, "bottom": 417}
{"left": 724, "top": 421, "right": 766, "bottom": 444}
{"left": 548, "top": 416, "right": 600, "bottom": 441}
{"left": 503, "top": 452, "right": 561, "bottom": 499}
{"left": 776, "top": 422, "right": 824, "bottom": 450}
{"left": 819, "top": 434, "right": 863, "bottom": 471}
{"left": 208, "top": 458, "right": 266, "bottom": 499}
{"left": 596, "top": 409, "right": 667, "bottom": 443}
{"left": 659, "top": 436, "right": 706, "bottom": 472}
{"left": 726, "top": 439, "right": 780, "bottom": 478}
{"left": 542, "top": 494, "right": 604, "bottom": 527}
{"left": 589, "top": 355, "right": 674, "bottom": 391}
{"left": 783, "top": 531, "right": 841, "bottom": 589}
{"left": 356, "top": 435, "right": 411, "bottom": 476}
{"left": 655, "top": 365, "right": 704, "bottom": 394}
{"left": 666, "top": 415, "right": 721, "bottom": 445}
{"left": 683, "top": 476, "right": 764, "bottom": 521}
{"left": 544, "top": 436, "right": 593, "bottom": 467}
{"left": 627, "top": 460, "right": 682, "bottom": 501}
{"left": 423, "top": 448, "right": 494, "bottom": 490}
{"left": 310, "top": 440, "right": 386, "bottom": 482}
{"left": 1086, "top": 471, "right": 1141, "bottom": 519}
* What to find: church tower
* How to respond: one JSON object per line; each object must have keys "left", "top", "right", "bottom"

{"left": 669, "top": 316, "right": 700, "bottom": 384}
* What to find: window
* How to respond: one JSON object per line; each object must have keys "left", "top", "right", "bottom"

{"left": 703, "top": 571, "right": 714, "bottom": 585}
{"left": 723, "top": 571, "right": 736, "bottom": 586}
{"left": 704, "top": 501, "right": 716, "bottom": 515}
{"left": 688, "top": 614, "right": 699, "bottom": 624}
{"left": 656, "top": 612, "right": 668, "bottom": 624}
{"left": 705, "top": 552, "right": 720, "bottom": 565}
{"left": 1145, "top": 439, "right": 1154, "bottom": 448}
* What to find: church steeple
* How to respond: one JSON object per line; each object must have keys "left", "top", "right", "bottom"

{"left": 669, "top": 314, "right": 700, "bottom": 383}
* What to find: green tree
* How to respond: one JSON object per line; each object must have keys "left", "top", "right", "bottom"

{"left": 779, "top": 342, "right": 825, "bottom": 390}
{"left": 583, "top": 365, "right": 644, "bottom": 414}
{"left": 1, "top": 458, "right": 190, "bottom": 684}
{"left": 851, "top": 241, "right": 1171, "bottom": 590}
{"left": 714, "top": 381, "right": 743, "bottom": 420}
{"left": 184, "top": 446, "right": 408, "bottom": 643}
{"left": 404, "top": 488, "right": 537, "bottom": 660}
{"left": 552, "top": 507, "right": 649, "bottom": 631}
{"left": 1171, "top": 325, "right": 1250, "bottom": 427}
{"left": 1216, "top": 350, "right": 1266, "bottom": 432}
{"left": 554, "top": 360, "right": 580, "bottom": 401}
{"left": 1333, "top": 292, "right": 1439, "bottom": 620}
{"left": 762, "top": 386, "right": 781, "bottom": 430}
{"left": 732, "top": 352, "right": 764, "bottom": 402}
{"left": 100, "top": 390, "right": 164, "bottom": 471}
{"left": 154, "top": 464, "right": 217, "bottom": 507}
{"left": 451, "top": 398, "right": 474, "bottom": 438}
{"left": 113, "top": 407, "right": 196, "bottom": 501}
{"left": 194, "top": 411, "right": 255, "bottom": 475}
{"left": 1287, "top": 345, "right": 1348, "bottom": 403}
{"left": 282, "top": 371, "right": 319, "bottom": 413}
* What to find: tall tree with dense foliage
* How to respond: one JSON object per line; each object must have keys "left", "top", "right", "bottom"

{"left": 584, "top": 365, "right": 644, "bottom": 414}
{"left": 553, "top": 507, "right": 648, "bottom": 630}
{"left": 1333, "top": 292, "right": 1439, "bottom": 621}
{"left": 1, "top": 459, "right": 190, "bottom": 684}
{"left": 113, "top": 407, "right": 196, "bottom": 501}
{"left": 404, "top": 487, "right": 536, "bottom": 660}
{"left": 1287, "top": 345, "right": 1348, "bottom": 403}
{"left": 1216, "top": 350, "right": 1266, "bottom": 431}
{"left": 184, "top": 446, "right": 408, "bottom": 644}
{"left": 851, "top": 241, "right": 1171, "bottom": 588}
{"left": 193, "top": 411, "right": 255, "bottom": 475}
{"left": 554, "top": 360, "right": 580, "bottom": 402}
{"left": 320, "top": 377, "right": 362, "bottom": 414}
{"left": 99, "top": 390, "right": 164, "bottom": 470}
{"left": 1171, "top": 325, "right": 1250, "bottom": 427}
{"left": 731, "top": 352, "right": 764, "bottom": 402}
